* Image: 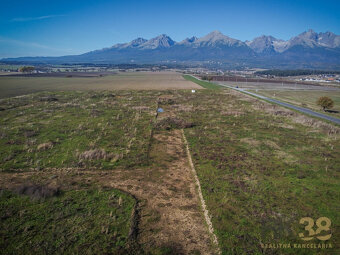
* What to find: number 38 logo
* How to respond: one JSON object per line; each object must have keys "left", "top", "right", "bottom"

{"left": 299, "top": 217, "right": 332, "bottom": 241}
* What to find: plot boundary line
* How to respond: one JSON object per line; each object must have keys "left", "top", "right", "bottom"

{"left": 181, "top": 129, "right": 221, "bottom": 254}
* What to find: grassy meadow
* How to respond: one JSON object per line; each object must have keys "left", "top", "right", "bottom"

{"left": 0, "top": 91, "right": 156, "bottom": 171}
{"left": 0, "top": 73, "right": 339, "bottom": 254}
{"left": 172, "top": 86, "right": 340, "bottom": 254}
{"left": 183, "top": 74, "right": 221, "bottom": 89}
{"left": 0, "top": 188, "right": 136, "bottom": 255}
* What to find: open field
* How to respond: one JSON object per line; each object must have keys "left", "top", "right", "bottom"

{"left": 216, "top": 80, "right": 340, "bottom": 118}
{"left": 217, "top": 81, "right": 340, "bottom": 91}
{"left": 247, "top": 90, "right": 340, "bottom": 118}
{"left": 0, "top": 72, "right": 115, "bottom": 77}
{"left": 0, "top": 89, "right": 216, "bottom": 254}
{"left": 0, "top": 188, "right": 136, "bottom": 254}
{"left": 211, "top": 76, "right": 340, "bottom": 88}
{"left": 1, "top": 75, "right": 340, "bottom": 254}
{"left": 0, "top": 91, "right": 156, "bottom": 171}
{"left": 172, "top": 87, "right": 340, "bottom": 254}
{"left": 183, "top": 75, "right": 221, "bottom": 89}
{"left": 0, "top": 71, "right": 201, "bottom": 98}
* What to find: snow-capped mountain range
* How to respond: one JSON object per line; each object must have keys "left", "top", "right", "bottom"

{"left": 3, "top": 30, "right": 340, "bottom": 69}
{"left": 105, "top": 29, "right": 340, "bottom": 52}
{"left": 246, "top": 29, "right": 340, "bottom": 53}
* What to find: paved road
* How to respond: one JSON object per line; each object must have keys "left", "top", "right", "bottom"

{"left": 217, "top": 83, "right": 340, "bottom": 125}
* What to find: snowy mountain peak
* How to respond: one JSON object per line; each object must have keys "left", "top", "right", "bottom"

{"left": 200, "top": 30, "right": 229, "bottom": 41}
{"left": 317, "top": 31, "right": 340, "bottom": 48}
{"left": 195, "top": 31, "right": 243, "bottom": 47}
{"left": 288, "top": 29, "right": 340, "bottom": 49}
{"left": 111, "top": 37, "right": 147, "bottom": 49}
{"left": 208, "top": 30, "right": 223, "bottom": 36}
{"left": 178, "top": 36, "right": 198, "bottom": 45}
{"left": 246, "top": 35, "right": 283, "bottom": 53}
{"left": 298, "top": 29, "right": 318, "bottom": 41}
{"left": 139, "top": 34, "right": 175, "bottom": 49}
{"left": 188, "top": 36, "right": 198, "bottom": 42}
{"left": 129, "top": 38, "right": 148, "bottom": 47}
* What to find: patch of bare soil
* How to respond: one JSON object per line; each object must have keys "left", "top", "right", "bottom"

{"left": 107, "top": 95, "right": 215, "bottom": 254}
{"left": 107, "top": 129, "right": 214, "bottom": 254}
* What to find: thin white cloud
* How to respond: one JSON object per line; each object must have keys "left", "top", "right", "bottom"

{"left": 11, "top": 15, "right": 65, "bottom": 22}
{"left": 0, "top": 36, "right": 74, "bottom": 53}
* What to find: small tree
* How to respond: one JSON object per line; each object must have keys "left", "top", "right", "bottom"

{"left": 317, "top": 96, "right": 334, "bottom": 111}
{"left": 19, "top": 66, "right": 35, "bottom": 73}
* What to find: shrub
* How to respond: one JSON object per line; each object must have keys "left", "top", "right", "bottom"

{"left": 19, "top": 66, "right": 35, "bottom": 73}
{"left": 317, "top": 96, "right": 334, "bottom": 111}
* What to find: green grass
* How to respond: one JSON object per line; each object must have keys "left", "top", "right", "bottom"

{"left": 1, "top": 88, "right": 339, "bottom": 254}
{"left": 248, "top": 90, "right": 340, "bottom": 118}
{"left": 183, "top": 75, "right": 221, "bottom": 90}
{"left": 0, "top": 91, "right": 156, "bottom": 171}
{"left": 172, "top": 89, "right": 340, "bottom": 254}
{"left": 0, "top": 188, "right": 136, "bottom": 254}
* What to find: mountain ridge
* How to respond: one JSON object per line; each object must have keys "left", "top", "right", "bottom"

{"left": 2, "top": 29, "right": 340, "bottom": 69}
{"left": 105, "top": 29, "right": 340, "bottom": 52}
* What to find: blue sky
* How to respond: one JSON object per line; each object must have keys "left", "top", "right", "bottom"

{"left": 0, "top": 0, "right": 339, "bottom": 58}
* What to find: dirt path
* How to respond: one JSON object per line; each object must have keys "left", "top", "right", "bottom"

{"left": 182, "top": 130, "right": 220, "bottom": 253}
{"left": 106, "top": 95, "right": 216, "bottom": 253}
{"left": 105, "top": 128, "right": 214, "bottom": 254}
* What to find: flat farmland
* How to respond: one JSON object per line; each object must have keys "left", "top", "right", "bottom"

{"left": 0, "top": 71, "right": 201, "bottom": 98}
{"left": 248, "top": 90, "right": 340, "bottom": 118}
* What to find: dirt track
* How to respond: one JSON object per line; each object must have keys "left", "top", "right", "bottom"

{"left": 106, "top": 129, "right": 214, "bottom": 254}
{"left": 105, "top": 96, "right": 215, "bottom": 254}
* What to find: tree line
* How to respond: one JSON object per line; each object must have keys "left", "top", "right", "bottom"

{"left": 255, "top": 69, "right": 340, "bottom": 77}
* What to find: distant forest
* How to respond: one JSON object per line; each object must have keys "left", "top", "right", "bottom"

{"left": 255, "top": 69, "right": 340, "bottom": 77}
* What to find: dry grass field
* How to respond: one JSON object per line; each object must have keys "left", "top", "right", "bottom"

{"left": 1, "top": 75, "right": 339, "bottom": 254}
{"left": 0, "top": 71, "right": 201, "bottom": 98}
{"left": 0, "top": 90, "right": 216, "bottom": 254}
